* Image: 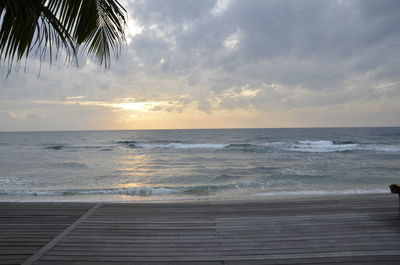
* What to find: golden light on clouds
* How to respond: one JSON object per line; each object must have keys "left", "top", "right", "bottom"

{"left": 28, "top": 94, "right": 306, "bottom": 129}
{"left": 34, "top": 97, "right": 170, "bottom": 113}
{"left": 99, "top": 99, "right": 169, "bottom": 113}
{"left": 110, "top": 102, "right": 150, "bottom": 111}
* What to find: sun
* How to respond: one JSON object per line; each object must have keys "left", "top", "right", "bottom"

{"left": 111, "top": 102, "right": 150, "bottom": 112}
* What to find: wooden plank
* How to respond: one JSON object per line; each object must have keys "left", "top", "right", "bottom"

{"left": 45, "top": 246, "right": 400, "bottom": 257}
{"left": 0, "top": 194, "right": 399, "bottom": 265}
{"left": 21, "top": 204, "right": 101, "bottom": 265}
{"left": 37, "top": 250, "right": 400, "bottom": 261}
{"left": 53, "top": 239, "right": 400, "bottom": 249}
{"left": 0, "top": 203, "right": 94, "bottom": 265}
{"left": 33, "top": 261, "right": 213, "bottom": 265}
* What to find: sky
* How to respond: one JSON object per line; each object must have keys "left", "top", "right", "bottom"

{"left": 1, "top": 0, "right": 400, "bottom": 131}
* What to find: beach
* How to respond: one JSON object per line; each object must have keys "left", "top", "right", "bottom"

{"left": 1, "top": 193, "right": 400, "bottom": 264}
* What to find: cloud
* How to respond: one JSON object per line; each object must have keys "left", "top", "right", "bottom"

{"left": 1, "top": 0, "right": 399, "bottom": 130}
{"left": 26, "top": 113, "right": 44, "bottom": 120}
{"left": 0, "top": 111, "right": 16, "bottom": 121}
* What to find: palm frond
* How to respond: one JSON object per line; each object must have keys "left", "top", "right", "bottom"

{"left": 0, "top": 0, "right": 126, "bottom": 73}
{"left": 45, "top": 0, "right": 127, "bottom": 69}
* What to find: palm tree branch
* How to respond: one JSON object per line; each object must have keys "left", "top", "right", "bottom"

{"left": 0, "top": 0, "right": 126, "bottom": 72}
{"left": 46, "top": 0, "right": 126, "bottom": 69}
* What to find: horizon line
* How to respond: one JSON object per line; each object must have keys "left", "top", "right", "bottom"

{"left": 0, "top": 125, "right": 399, "bottom": 133}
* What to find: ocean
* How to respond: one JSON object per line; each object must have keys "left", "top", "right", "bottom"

{"left": 0, "top": 127, "right": 399, "bottom": 202}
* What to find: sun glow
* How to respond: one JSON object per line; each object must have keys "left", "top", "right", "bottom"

{"left": 33, "top": 97, "right": 173, "bottom": 115}
{"left": 109, "top": 102, "right": 151, "bottom": 111}
{"left": 117, "top": 182, "right": 145, "bottom": 188}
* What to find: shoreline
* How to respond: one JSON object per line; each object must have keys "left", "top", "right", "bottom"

{"left": 0, "top": 189, "right": 391, "bottom": 204}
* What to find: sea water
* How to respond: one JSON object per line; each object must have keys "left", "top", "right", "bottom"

{"left": 0, "top": 127, "right": 399, "bottom": 202}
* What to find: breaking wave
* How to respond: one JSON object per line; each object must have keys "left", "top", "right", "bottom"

{"left": 256, "top": 188, "right": 388, "bottom": 197}
{"left": 44, "top": 145, "right": 107, "bottom": 151}
{"left": 116, "top": 141, "right": 137, "bottom": 144}
{"left": 120, "top": 142, "right": 229, "bottom": 149}
{"left": 0, "top": 187, "right": 178, "bottom": 197}
{"left": 0, "top": 181, "right": 265, "bottom": 198}
{"left": 286, "top": 140, "right": 359, "bottom": 153}
{"left": 0, "top": 185, "right": 388, "bottom": 199}
{"left": 44, "top": 139, "right": 400, "bottom": 154}
{"left": 115, "top": 139, "right": 400, "bottom": 153}
{"left": 360, "top": 145, "right": 400, "bottom": 153}
{"left": 140, "top": 143, "right": 229, "bottom": 149}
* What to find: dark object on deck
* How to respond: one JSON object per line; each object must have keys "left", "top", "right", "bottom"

{"left": 390, "top": 184, "right": 400, "bottom": 194}
{"left": 390, "top": 184, "right": 400, "bottom": 215}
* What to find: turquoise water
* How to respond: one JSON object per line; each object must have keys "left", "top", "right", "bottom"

{"left": 0, "top": 127, "right": 399, "bottom": 201}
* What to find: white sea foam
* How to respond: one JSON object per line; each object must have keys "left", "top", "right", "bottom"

{"left": 0, "top": 185, "right": 391, "bottom": 202}
{"left": 0, "top": 176, "right": 30, "bottom": 186}
{"left": 0, "top": 187, "right": 178, "bottom": 197}
{"left": 137, "top": 143, "right": 229, "bottom": 149}
{"left": 2, "top": 187, "right": 387, "bottom": 198}
{"left": 120, "top": 139, "right": 400, "bottom": 153}
{"left": 260, "top": 141, "right": 286, "bottom": 147}
{"left": 286, "top": 140, "right": 359, "bottom": 153}
{"left": 94, "top": 187, "right": 176, "bottom": 196}
{"left": 256, "top": 188, "right": 388, "bottom": 197}
{"left": 277, "top": 167, "right": 318, "bottom": 176}
{"left": 360, "top": 145, "right": 400, "bottom": 153}
{"left": 0, "top": 176, "right": 16, "bottom": 185}
{"left": 0, "top": 182, "right": 262, "bottom": 198}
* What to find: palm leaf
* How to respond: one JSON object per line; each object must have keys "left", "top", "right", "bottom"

{"left": 0, "top": 0, "right": 126, "bottom": 73}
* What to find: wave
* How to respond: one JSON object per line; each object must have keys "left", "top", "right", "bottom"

{"left": 285, "top": 140, "right": 400, "bottom": 153}
{"left": 135, "top": 142, "right": 270, "bottom": 151}
{"left": 116, "top": 138, "right": 228, "bottom": 149}
{"left": 333, "top": 140, "right": 357, "bottom": 145}
{"left": 45, "top": 145, "right": 65, "bottom": 150}
{"left": 0, "top": 187, "right": 177, "bottom": 197}
{"left": 120, "top": 142, "right": 272, "bottom": 151}
{"left": 116, "top": 140, "right": 140, "bottom": 148}
{"left": 0, "top": 181, "right": 265, "bottom": 198}
{"left": 286, "top": 140, "right": 359, "bottom": 153}
{"left": 152, "top": 140, "right": 183, "bottom": 144}
{"left": 225, "top": 143, "right": 270, "bottom": 152}
{"left": 46, "top": 139, "right": 400, "bottom": 154}
{"left": 137, "top": 143, "right": 229, "bottom": 149}
{"left": 0, "top": 186, "right": 388, "bottom": 199}
{"left": 50, "top": 162, "right": 88, "bottom": 169}
{"left": 360, "top": 144, "right": 400, "bottom": 153}
{"left": 44, "top": 144, "right": 102, "bottom": 150}
{"left": 116, "top": 140, "right": 137, "bottom": 145}
{"left": 116, "top": 140, "right": 138, "bottom": 148}
{"left": 44, "top": 144, "right": 109, "bottom": 151}
{"left": 256, "top": 188, "right": 388, "bottom": 197}
{"left": 227, "top": 143, "right": 256, "bottom": 148}
{"left": 100, "top": 148, "right": 113, "bottom": 151}
{"left": 211, "top": 174, "right": 241, "bottom": 182}
{"left": 180, "top": 182, "right": 261, "bottom": 195}
{"left": 123, "top": 140, "right": 400, "bottom": 153}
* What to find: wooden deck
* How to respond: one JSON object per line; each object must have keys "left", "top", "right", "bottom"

{"left": 1, "top": 193, "right": 400, "bottom": 265}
